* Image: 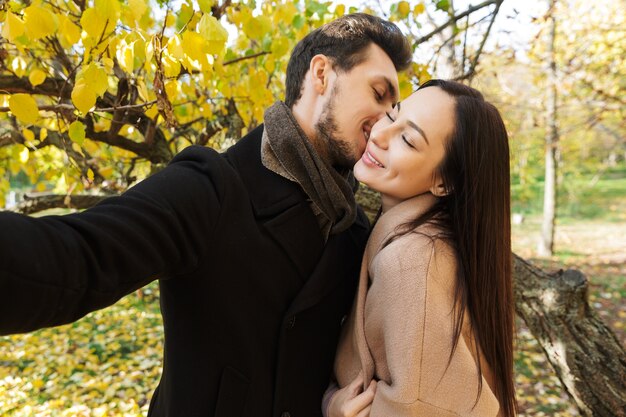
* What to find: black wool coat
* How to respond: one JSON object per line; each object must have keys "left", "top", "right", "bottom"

{"left": 0, "top": 125, "right": 370, "bottom": 417}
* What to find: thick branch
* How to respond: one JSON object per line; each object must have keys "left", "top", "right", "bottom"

{"left": 9, "top": 193, "right": 112, "bottom": 215}
{"left": 0, "top": 75, "right": 71, "bottom": 99}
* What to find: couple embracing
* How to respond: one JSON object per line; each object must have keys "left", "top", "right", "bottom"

{"left": 0, "top": 13, "right": 516, "bottom": 417}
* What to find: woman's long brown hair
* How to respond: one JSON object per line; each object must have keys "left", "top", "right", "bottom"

{"left": 385, "top": 79, "right": 516, "bottom": 416}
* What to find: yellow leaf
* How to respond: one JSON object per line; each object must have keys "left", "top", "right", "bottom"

{"left": 162, "top": 53, "right": 181, "bottom": 78}
{"left": 197, "top": 0, "right": 214, "bottom": 14}
{"left": 81, "top": 3, "right": 117, "bottom": 41}
{"left": 23, "top": 5, "right": 58, "bottom": 40}
{"left": 335, "top": 4, "right": 345, "bottom": 16}
{"left": 57, "top": 15, "right": 81, "bottom": 47}
{"left": 95, "top": 0, "right": 121, "bottom": 23}
{"left": 81, "top": 8, "right": 107, "bottom": 39}
{"left": 10, "top": 56, "right": 27, "bottom": 77}
{"left": 164, "top": 80, "right": 178, "bottom": 99}
{"left": 166, "top": 34, "right": 184, "bottom": 60}
{"left": 271, "top": 37, "right": 290, "bottom": 57}
{"left": 87, "top": 168, "right": 95, "bottom": 182}
{"left": 102, "top": 57, "right": 115, "bottom": 73}
{"left": 29, "top": 69, "right": 47, "bottom": 87}
{"left": 116, "top": 40, "right": 135, "bottom": 73}
{"left": 413, "top": 3, "right": 426, "bottom": 17}
{"left": 71, "top": 80, "right": 97, "bottom": 114}
{"left": 68, "top": 121, "right": 86, "bottom": 144}
{"left": 181, "top": 31, "right": 206, "bottom": 66}
{"left": 127, "top": 0, "right": 148, "bottom": 21}
{"left": 145, "top": 105, "right": 158, "bottom": 118}
{"left": 397, "top": 1, "right": 410, "bottom": 18}
{"left": 36, "top": 182, "right": 47, "bottom": 192}
{"left": 98, "top": 166, "right": 113, "bottom": 178}
{"left": 243, "top": 15, "right": 272, "bottom": 41}
{"left": 81, "top": 63, "right": 109, "bottom": 97}
{"left": 196, "top": 14, "right": 228, "bottom": 55}
{"left": 22, "top": 128, "right": 35, "bottom": 143}
{"left": 19, "top": 146, "right": 30, "bottom": 163}
{"left": 40, "top": 127, "right": 48, "bottom": 141}
{"left": 145, "top": 36, "right": 155, "bottom": 64}
{"left": 9, "top": 94, "right": 39, "bottom": 124}
{"left": 1, "top": 11, "right": 25, "bottom": 43}
{"left": 136, "top": 78, "right": 150, "bottom": 102}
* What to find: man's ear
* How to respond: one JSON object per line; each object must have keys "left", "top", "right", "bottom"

{"left": 309, "top": 54, "right": 333, "bottom": 95}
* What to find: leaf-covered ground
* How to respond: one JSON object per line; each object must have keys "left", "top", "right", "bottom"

{"left": 1, "top": 219, "right": 624, "bottom": 416}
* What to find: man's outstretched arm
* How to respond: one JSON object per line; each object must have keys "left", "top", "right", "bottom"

{"left": 0, "top": 146, "right": 225, "bottom": 335}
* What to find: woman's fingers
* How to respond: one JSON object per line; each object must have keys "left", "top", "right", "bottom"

{"left": 346, "top": 379, "right": 376, "bottom": 416}
{"left": 345, "top": 370, "right": 365, "bottom": 396}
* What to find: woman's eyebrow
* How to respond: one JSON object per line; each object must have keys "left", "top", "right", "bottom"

{"left": 407, "top": 120, "right": 429, "bottom": 145}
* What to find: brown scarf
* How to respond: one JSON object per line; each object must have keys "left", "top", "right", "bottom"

{"left": 261, "top": 101, "right": 357, "bottom": 239}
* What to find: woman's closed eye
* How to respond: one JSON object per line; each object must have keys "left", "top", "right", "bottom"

{"left": 385, "top": 113, "right": 415, "bottom": 149}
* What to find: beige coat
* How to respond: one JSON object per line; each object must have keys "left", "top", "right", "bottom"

{"left": 334, "top": 194, "right": 500, "bottom": 416}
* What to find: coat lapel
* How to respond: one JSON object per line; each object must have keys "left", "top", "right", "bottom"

{"left": 224, "top": 125, "right": 324, "bottom": 281}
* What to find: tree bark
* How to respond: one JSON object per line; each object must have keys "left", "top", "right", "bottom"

{"left": 539, "top": 0, "right": 559, "bottom": 257}
{"left": 513, "top": 255, "right": 626, "bottom": 417}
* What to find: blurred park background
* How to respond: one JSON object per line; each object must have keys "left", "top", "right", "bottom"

{"left": 0, "top": 0, "right": 624, "bottom": 415}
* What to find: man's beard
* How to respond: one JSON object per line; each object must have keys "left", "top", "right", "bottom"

{"left": 314, "top": 86, "right": 357, "bottom": 169}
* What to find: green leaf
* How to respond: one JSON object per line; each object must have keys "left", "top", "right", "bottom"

{"left": 436, "top": 0, "right": 450, "bottom": 11}
{"left": 292, "top": 15, "right": 305, "bottom": 29}
{"left": 68, "top": 121, "right": 86, "bottom": 145}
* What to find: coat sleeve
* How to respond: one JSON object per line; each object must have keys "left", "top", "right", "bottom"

{"left": 0, "top": 146, "right": 226, "bottom": 335}
{"left": 367, "top": 236, "right": 456, "bottom": 417}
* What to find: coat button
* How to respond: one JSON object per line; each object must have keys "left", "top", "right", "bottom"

{"left": 340, "top": 314, "right": 347, "bottom": 326}
{"left": 281, "top": 412, "right": 291, "bottom": 417}
{"left": 286, "top": 316, "right": 296, "bottom": 329}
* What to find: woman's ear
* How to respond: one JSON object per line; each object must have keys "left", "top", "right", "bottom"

{"left": 310, "top": 54, "right": 332, "bottom": 95}
{"left": 429, "top": 174, "right": 450, "bottom": 197}
{"left": 430, "top": 184, "right": 448, "bottom": 197}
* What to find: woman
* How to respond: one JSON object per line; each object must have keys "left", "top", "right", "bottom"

{"left": 324, "top": 79, "right": 516, "bottom": 417}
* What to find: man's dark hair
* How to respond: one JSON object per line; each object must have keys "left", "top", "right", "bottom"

{"left": 284, "top": 13, "right": 412, "bottom": 107}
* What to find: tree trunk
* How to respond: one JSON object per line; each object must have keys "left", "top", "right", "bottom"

{"left": 513, "top": 255, "right": 626, "bottom": 416}
{"left": 355, "top": 189, "right": 626, "bottom": 417}
{"left": 539, "top": 0, "right": 559, "bottom": 257}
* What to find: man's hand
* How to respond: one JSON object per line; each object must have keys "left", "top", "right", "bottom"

{"left": 328, "top": 371, "right": 376, "bottom": 417}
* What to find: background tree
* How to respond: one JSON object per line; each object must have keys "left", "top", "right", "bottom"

{"left": 538, "top": 0, "right": 558, "bottom": 256}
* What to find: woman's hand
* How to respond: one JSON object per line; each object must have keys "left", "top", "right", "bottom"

{"left": 328, "top": 372, "right": 377, "bottom": 417}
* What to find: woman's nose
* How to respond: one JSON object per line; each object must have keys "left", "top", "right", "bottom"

{"left": 370, "top": 125, "right": 390, "bottom": 149}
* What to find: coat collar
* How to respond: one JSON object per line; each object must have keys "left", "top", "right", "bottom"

{"left": 224, "top": 124, "right": 309, "bottom": 218}
{"left": 365, "top": 193, "right": 437, "bottom": 260}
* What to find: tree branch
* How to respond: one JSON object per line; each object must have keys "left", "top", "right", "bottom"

{"left": 413, "top": 0, "right": 501, "bottom": 46}
{"left": 8, "top": 193, "right": 112, "bottom": 215}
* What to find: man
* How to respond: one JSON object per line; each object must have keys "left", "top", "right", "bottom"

{"left": 0, "top": 13, "right": 411, "bottom": 417}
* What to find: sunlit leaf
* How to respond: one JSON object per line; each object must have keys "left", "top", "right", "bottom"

{"left": 71, "top": 80, "right": 97, "bottom": 114}
{"left": 9, "top": 94, "right": 39, "bottom": 124}
{"left": 128, "top": 0, "right": 148, "bottom": 22}
{"left": 1, "top": 11, "right": 25, "bottom": 43}
{"left": 196, "top": 14, "right": 228, "bottom": 55}
{"left": 28, "top": 69, "right": 47, "bottom": 87}
{"left": 23, "top": 5, "right": 58, "bottom": 40}
{"left": 197, "top": 0, "right": 215, "bottom": 14}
